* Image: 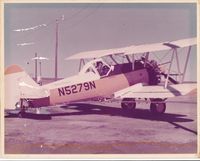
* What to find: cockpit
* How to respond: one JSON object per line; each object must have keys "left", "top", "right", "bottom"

{"left": 79, "top": 58, "right": 114, "bottom": 78}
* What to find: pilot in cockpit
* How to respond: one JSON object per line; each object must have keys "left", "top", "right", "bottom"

{"left": 96, "top": 61, "right": 104, "bottom": 76}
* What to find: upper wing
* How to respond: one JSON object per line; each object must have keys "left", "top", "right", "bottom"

{"left": 124, "top": 42, "right": 171, "bottom": 55}
{"left": 169, "top": 37, "right": 197, "bottom": 48}
{"left": 114, "top": 83, "right": 197, "bottom": 99}
{"left": 125, "top": 37, "right": 197, "bottom": 55}
{"left": 65, "top": 37, "right": 196, "bottom": 60}
{"left": 66, "top": 46, "right": 131, "bottom": 60}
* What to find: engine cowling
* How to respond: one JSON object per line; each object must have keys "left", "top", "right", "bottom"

{"left": 134, "top": 59, "right": 161, "bottom": 85}
{"left": 145, "top": 60, "right": 161, "bottom": 85}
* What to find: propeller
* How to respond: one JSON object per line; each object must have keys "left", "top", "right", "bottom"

{"left": 139, "top": 55, "right": 178, "bottom": 85}
{"left": 158, "top": 63, "right": 178, "bottom": 84}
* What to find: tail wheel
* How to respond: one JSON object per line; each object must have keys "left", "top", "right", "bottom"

{"left": 15, "top": 99, "right": 31, "bottom": 118}
{"left": 18, "top": 111, "right": 26, "bottom": 118}
{"left": 150, "top": 98, "right": 166, "bottom": 114}
{"left": 15, "top": 99, "right": 30, "bottom": 109}
{"left": 121, "top": 98, "right": 136, "bottom": 112}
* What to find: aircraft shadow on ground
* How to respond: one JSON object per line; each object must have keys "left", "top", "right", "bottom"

{"left": 55, "top": 103, "right": 194, "bottom": 123}
{"left": 5, "top": 113, "right": 52, "bottom": 120}
{"left": 5, "top": 103, "right": 194, "bottom": 123}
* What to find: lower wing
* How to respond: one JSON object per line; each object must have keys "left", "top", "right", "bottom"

{"left": 114, "top": 83, "right": 197, "bottom": 99}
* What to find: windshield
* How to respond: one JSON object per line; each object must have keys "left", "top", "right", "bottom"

{"left": 79, "top": 58, "right": 112, "bottom": 78}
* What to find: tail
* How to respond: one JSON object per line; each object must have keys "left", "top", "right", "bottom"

{"left": 5, "top": 64, "right": 40, "bottom": 110}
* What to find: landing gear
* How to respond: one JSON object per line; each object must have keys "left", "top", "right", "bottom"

{"left": 150, "top": 98, "right": 166, "bottom": 114}
{"left": 120, "top": 98, "right": 166, "bottom": 114}
{"left": 15, "top": 99, "right": 30, "bottom": 118}
{"left": 121, "top": 98, "right": 136, "bottom": 112}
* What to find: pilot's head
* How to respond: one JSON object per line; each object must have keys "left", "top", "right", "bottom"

{"left": 141, "top": 56, "right": 145, "bottom": 61}
{"left": 96, "top": 61, "right": 103, "bottom": 67}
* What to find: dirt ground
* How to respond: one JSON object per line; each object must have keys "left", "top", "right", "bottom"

{"left": 4, "top": 95, "right": 197, "bottom": 155}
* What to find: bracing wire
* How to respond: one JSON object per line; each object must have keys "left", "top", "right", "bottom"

{"left": 13, "top": 4, "right": 93, "bottom": 46}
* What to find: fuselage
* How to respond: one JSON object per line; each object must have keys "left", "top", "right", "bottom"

{"left": 29, "top": 68, "right": 149, "bottom": 107}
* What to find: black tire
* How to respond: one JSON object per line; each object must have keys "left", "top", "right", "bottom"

{"left": 18, "top": 111, "right": 26, "bottom": 118}
{"left": 16, "top": 99, "right": 30, "bottom": 118}
{"left": 150, "top": 98, "right": 166, "bottom": 114}
{"left": 121, "top": 98, "right": 136, "bottom": 112}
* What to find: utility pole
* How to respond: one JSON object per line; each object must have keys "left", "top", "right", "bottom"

{"left": 55, "top": 19, "right": 58, "bottom": 81}
{"left": 32, "top": 55, "right": 49, "bottom": 85}
{"left": 54, "top": 15, "right": 64, "bottom": 81}
{"left": 35, "top": 52, "right": 37, "bottom": 81}
{"left": 39, "top": 61, "right": 42, "bottom": 85}
{"left": 39, "top": 61, "right": 42, "bottom": 78}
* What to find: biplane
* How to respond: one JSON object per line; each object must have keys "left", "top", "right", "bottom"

{"left": 5, "top": 37, "right": 197, "bottom": 117}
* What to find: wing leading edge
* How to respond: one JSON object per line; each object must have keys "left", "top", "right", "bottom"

{"left": 125, "top": 37, "right": 197, "bottom": 55}
{"left": 66, "top": 46, "right": 131, "bottom": 60}
{"left": 65, "top": 37, "right": 196, "bottom": 60}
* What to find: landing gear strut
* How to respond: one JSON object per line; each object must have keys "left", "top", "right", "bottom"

{"left": 121, "top": 98, "right": 136, "bottom": 112}
{"left": 150, "top": 98, "right": 166, "bottom": 114}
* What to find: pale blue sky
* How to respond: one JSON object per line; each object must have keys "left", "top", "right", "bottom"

{"left": 4, "top": 3, "right": 197, "bottom": 81}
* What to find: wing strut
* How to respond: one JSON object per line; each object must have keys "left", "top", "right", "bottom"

{"left": 174, "top": 49, "right": 182, "bottom": 83}
{"left": 109, "top": 55, "right": 118, "bottom": 64}
{"left": 164, "top": 49, "right": 175, "bottom": 88}
{"left": 131, "top": 54, "right": 135, "bottom": 70}
{"left": 125, "top": 55, "right": 131, "bottom": 63}
{"left": 181, "top": 46, "right": 191, "bottom": 83}
{"left": 79, "top": 59, "right": 85, "bottom": 71}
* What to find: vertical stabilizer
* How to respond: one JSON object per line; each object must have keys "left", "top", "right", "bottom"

{"left": 5, "top": 65, "right": 39, "bottom": 109}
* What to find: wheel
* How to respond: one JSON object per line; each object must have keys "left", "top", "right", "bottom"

{"left": 16, "top": 99, "right": 30, "bottom": 118}
{"left": 150, "top": 98, "right": 166, "bottom": 114}
{"left": 18, "top": 111, "right": 26, "bottom": 118}
{"left": 15, "top": 99, "right": 31, "bottom": 109}
{"left": 121, "top": 98, "right": 136, "bottom": 112}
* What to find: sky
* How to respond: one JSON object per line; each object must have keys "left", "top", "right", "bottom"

{"left": 4, "top": 3, "right": 197, "bottom": 81}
